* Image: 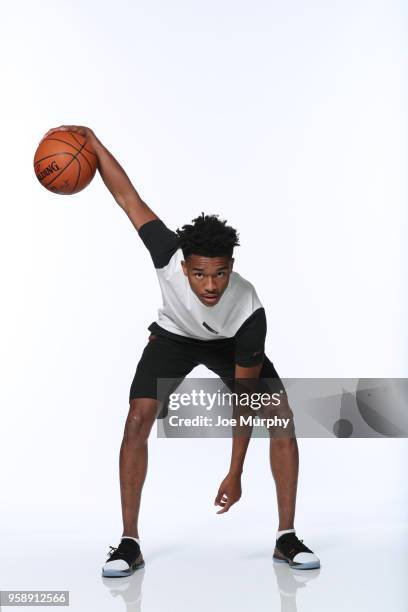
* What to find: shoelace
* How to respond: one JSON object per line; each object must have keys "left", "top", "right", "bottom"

{"left": 107, "top": 541, "right": 137, "bottom": 560}
{"left": 107, "top": 545, "right": 120, "bottom": 560}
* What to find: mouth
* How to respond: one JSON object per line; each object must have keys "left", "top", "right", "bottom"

{"left": 201, "top": 294, "right": 219, "bottom": 304}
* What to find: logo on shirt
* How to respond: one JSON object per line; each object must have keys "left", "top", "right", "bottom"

{"left": 202, "top": 322, "right": 219, "bottom": 334}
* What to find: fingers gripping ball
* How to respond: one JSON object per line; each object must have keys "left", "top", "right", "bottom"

{"left": 34, "top": 131, "right": 97, "bottom": 195}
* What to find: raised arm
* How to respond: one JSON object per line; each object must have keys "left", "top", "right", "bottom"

{"left": 40, "top": 125, "right": 159, "bottom": 231}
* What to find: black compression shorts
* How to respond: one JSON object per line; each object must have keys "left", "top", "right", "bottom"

{"left": 129, "top": 329, "right": 285, "bottom": 420}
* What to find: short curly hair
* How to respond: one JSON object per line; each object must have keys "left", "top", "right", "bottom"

{"left": 176, "top": 212, "right": 240, "bottom": 259}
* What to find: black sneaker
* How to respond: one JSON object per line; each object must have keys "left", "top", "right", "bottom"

{"left": 273, "top": 532, "right": 320, "bottom": 570}
{"left": 102, "top": 537, "right": 145, "bottom": 577}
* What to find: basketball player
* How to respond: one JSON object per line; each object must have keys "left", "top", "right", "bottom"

{"left": 41, "top": 125, "right": 321, "bottom": 574}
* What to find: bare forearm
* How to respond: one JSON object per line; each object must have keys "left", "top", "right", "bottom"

{"left": 228, "top": 362, "right": 262, "bottom": 475}
{"left": 87, "top": 131, "right": 159, "bottom": 230}
{"left": 90, "top": 134, "right": 154, "bottom": 216}
{"left": 229, "top": 431, "right": 252, "bottom": 476}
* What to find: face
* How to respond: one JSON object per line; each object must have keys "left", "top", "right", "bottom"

{"left": 181, "top": 254, "right": 234, "bottom": 307}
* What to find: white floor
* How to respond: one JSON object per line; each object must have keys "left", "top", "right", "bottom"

{"left": 1, "top": 438, "right": 407, "bottom": 610}
{"left": 1, "top": 517, "right": 407, "bottom": 611}
{"left": 1, "top": 436, "right": 406, "bottom": 611}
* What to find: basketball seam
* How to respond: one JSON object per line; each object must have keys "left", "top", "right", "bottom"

{"left": 75, "top": 146, "right": 94, "bottom": 175}
{"left": 39, "top": 140, "right": 88, "bottom": 190}
{"left": 54, "top": 157, "right": 81, "bottom": 194}
{"left": 46, "top": 157, "right": 80, "bottom": 194}
{"left": 35, "top": 151, "right": 76, "bottom": 166}
{"left": 44, "top": 136, "right": 85, "bottom": 155}
{"left": 70, "top": 157, "right": 82, "bottom": 194}
{"left": 35, "top": 152, "right": 76, "bottom": 188}
{"left": 70, "top": 132, "right": 97, "bottom": 157}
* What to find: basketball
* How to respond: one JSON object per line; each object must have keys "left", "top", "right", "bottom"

{"left": 34, "top": 130, "right": 97, "bottom": 195}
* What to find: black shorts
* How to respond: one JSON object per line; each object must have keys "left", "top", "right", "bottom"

{"left": 129, "top": 331, "right": 285, "bottom": 419}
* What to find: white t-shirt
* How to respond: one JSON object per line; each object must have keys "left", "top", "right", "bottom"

{"left": 138, "top": 219, "right": 267, "bottom": 367}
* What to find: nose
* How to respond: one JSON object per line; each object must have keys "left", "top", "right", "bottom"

{"left": 204, "top": 277, "right": 217, "bottom": 293}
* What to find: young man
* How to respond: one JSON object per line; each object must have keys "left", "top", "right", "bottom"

{"left": 41, "top": 126, "right": 321, "bottom": 575}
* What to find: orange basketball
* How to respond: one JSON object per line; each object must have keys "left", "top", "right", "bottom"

{"left": 34, "top": 131, "right": 97, "bottom": 195}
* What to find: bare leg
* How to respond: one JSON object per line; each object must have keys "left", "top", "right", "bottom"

{"left": 270, "top": 435, "right": 299, "bottom": 530}
{"left": 119, "top": 398, "right": 159, "bottom": 541}
{"left": 267, "top": 395, "right": 299, "bottom": 531}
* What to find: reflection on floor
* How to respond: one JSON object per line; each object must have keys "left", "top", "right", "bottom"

{"left": 0, "top": 523, "right": 407, "bottom": 612}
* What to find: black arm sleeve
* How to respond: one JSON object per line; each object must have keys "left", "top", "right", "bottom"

{"left": 138, "top": 219, "right": 180, "bottom": 268}
{"left": 234, "top": 307, "right": 267, "bottom": 367}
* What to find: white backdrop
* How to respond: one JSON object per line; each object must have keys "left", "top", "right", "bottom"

{"left": 0, "top": 0, "right": 406, "bottom": 607}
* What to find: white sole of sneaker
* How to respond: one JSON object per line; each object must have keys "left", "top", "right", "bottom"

{"left": 102, "top": 561, "right": 145, "bottom": 577}
{"left": 273, "top": 557, "right": 320, "bottom": 570}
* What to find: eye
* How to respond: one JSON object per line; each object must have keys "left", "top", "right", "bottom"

{"left": 194, "top": 273, "right": 203, "bottom": 279}
{"left": 217, "top": 272, "right": 225, "bottom": 277}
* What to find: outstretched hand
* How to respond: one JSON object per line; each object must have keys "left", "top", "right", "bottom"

{"left": 214, "top": 473, "right": 242, "bottom": 514}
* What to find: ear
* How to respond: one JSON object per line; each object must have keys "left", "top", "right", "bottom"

{"left": 230, "top": 258, "right": 234, "bottom": 271}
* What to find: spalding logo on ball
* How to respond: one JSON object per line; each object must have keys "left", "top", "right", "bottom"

{"left": 34, "top": 131, "right": 97, "bottom": 195}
